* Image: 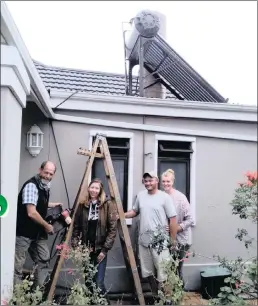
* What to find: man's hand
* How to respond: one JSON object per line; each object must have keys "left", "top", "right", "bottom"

{"left": 45, "top": 223, "right": 54, "bottom": 234}
{"left": 97, "top": 252, "right": 106, "bottom": 263}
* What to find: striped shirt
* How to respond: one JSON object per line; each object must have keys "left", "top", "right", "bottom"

{"left": 169, "top": 189, "right": 194, "bottom": 245}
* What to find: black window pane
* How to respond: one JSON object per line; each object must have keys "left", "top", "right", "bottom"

{"left": 93, "top": 158, "right": 127, "bottom": 210}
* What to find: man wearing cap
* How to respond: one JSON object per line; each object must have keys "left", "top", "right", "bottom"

{"left": 124, "top": 171, "right": 177, "bottom": 296}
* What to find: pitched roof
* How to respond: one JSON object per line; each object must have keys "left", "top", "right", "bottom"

{"left": 34, "top": 61, "right": 177, "bottom": 99}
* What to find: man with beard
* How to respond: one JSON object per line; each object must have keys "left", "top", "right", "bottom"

{"left": 14, "top": 161, "right": 62, "bottom": 288}
{"left": 124, "top": 171, "right": 177, "bottom": 298}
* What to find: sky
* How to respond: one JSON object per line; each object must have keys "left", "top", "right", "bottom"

{"left": 5, "top": 1, "right": 257, "bottom": 106}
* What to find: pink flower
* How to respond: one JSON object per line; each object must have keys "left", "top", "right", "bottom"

{"left": 235, "top": 282, "right": 239, "bottom": 288}
{"left": 185, "top": 252, "right": 191, "bottom": 257}
{"left": 245, "top": 171, "right": 258, "bottom": 182}
{"left": 1, "top": 299, "right": 7, "bottom": 305}
{"left": 56, "top": 244, "right": 62, "bottom": 250}
{"left": 240, "top": 280, "right": 245, "bottom": 284}
{"left": 62, "top": 243, "right": 70, "bottom": 253}
{"left": 68, "top": 268, "right": 73, "bottom": 274}
{"left": 246, "top": 181, "right": 253, "bottom": 187}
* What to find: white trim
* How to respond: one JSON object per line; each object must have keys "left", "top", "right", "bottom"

{"left": 184, "top": 260, "right": 253, "bottom": 267}
{"left": 1, "top": 45, "right": 30, "bottom": 96}
{"left": 1, "top": 45, "right": 30, "bottom": 107}
{"left": 1, "top": 66, "right": 27, "bottom": 107}
{"left": 154, "top": 134, "right": 197, "bottom": 225}
{"left": 89, "top": 129, "right": 134, "bottom": 225}
{"left": 55, "top": 114, "right": 257, "bottom": 142}
{"left": 50, "top": 89, "right": 257, "bottom": 122}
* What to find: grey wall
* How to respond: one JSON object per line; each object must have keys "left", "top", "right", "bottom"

{"left": 19, "top": 102, "right": 257, "bottom": 292}
{"left": 1, "top": 33, "right": 7, "bottom": 44}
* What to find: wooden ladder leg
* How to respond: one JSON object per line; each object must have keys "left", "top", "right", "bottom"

{"left": 98, "top": 136, "right": 145, "bottom": 305}
{"left": 44, "top": 138, "right": 100, "bottom": 302}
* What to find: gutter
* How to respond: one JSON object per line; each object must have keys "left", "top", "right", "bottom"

{"left": 50, "top": 90, "right": 258, "bottom": 123}
{"left": 50, "top": 90, "right": 257, "bottom": 113}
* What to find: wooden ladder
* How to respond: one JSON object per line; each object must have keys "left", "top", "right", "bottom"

{"left": 44, "top": 133, "right": 145, "bottom": 305}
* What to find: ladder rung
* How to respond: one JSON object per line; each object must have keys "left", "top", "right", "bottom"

{"left": 77, "top": 148, "right": 103, "bottom": 158}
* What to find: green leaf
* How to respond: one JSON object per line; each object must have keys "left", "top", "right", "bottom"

{"left": 228, "top": 295, "right": 237, "bottom": 302}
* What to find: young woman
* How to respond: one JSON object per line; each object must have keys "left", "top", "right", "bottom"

{"left": 161, "top": 169, "right": 194, "bottom": 287}
{"left": 71, "top": 178, "right": 117, "bottom": 295}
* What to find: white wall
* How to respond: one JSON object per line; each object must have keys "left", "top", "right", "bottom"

{"left": 0, "top": 45, "right": 30, "bottom": 303}
{"left": 1, "top": 88, "right": 23, "bottom": 299}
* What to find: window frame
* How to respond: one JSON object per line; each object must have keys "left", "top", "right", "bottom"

{"left": 89, "top": 130, "right": 134, "bottom": 225}
{"left": 154, "top": 134, "right": 196, "bottom": 226}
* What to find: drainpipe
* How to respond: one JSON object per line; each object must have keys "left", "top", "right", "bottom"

{"left": 138, "top": 36, "right": 146, "bottom": 174}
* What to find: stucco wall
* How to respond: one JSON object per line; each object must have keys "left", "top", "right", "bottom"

{"left": 19, "top": 103, "right": 257, "bottom": 292}
{"left": 1, "top": 88, "right": 23, "bottom": 300}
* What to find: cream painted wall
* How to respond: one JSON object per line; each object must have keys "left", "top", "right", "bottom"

{"left": 1, "top": 88, "right": 23, "bottom": 301}
{"left": 0, "top": 44, "right": 30, "bottom": 303}
{"left": 19, "top": 103, "right": 257, "bottom": 291}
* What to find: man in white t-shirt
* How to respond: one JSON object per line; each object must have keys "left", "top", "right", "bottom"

{"left": 124, "top": 171, "right": 177, "bottom": 295}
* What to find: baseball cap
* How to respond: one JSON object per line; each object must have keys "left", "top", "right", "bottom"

{"left": 142, "top": 171, "right": 159, "bottom": 179}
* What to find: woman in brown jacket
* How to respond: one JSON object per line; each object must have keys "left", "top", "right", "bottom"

{"left": 71, "top": 178, "right": 117, "bottom": 295}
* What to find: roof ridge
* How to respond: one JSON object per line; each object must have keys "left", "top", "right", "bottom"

{"left": 33, "top": 59, "right": 138, "bottom": 78}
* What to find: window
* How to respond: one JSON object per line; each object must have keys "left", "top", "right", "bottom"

{"left": 91, "top": 137, "right": 130, "bottom": 212}
{"left": 158, "top": 140, "right": 193, "bottom": 201}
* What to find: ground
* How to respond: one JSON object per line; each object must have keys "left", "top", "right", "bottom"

{"left": 110, "top": 292, "right": 258, "bottom": 305}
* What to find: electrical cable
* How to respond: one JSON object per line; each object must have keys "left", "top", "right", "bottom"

{"left": 52, "top": 90, "right": 79, "bottom": 109}
{"left": 49, "top": 119, "right": 71, "bottom": 210}
{"left": 35, "top": 226, "right": 67, "bottom": 263}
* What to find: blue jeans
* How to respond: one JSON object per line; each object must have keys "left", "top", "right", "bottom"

{"left": 95, "top": 254, "right": 107, "bottom": 294}
{"left": 87, "top": 250, "right": 107, "bottom": 294}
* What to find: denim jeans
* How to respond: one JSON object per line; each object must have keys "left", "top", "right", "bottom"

{"left": 86, "top": 250, "right": 108, "bottom": 295}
